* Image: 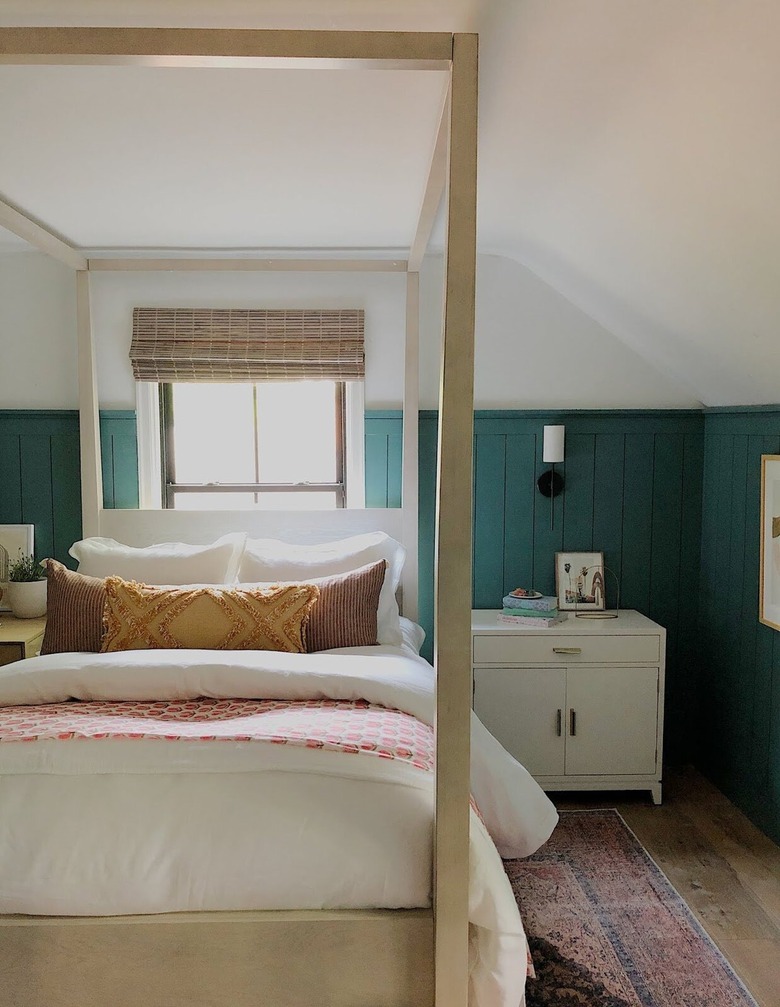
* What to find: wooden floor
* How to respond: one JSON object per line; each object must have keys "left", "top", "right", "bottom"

{"left": 555, "top": 767, "right": 780, "bottom": 1007}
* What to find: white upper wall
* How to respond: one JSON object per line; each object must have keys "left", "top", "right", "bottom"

{"left": 0, "top": 249, "right": 697, "bottom": 411}
{"left": 0, "top": 250, "right": 77, "bottom": 408}
{"left": 420, "top": 255, "right": 698, "bottom": 409}
{"left": 90, "top": 269, "right": 407, "bottom": 410}
{"left": 476, "top": 0, "right": 780, "bottom": 407}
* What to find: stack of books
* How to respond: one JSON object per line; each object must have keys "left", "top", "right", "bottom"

{"left": 498, "top": 590, "right": 563, "bottom": 628}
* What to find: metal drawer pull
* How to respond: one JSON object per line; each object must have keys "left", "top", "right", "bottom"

{"left": 553, "top": 647, "right": 582, "bottom": 655}
{"left": 570, "top": 709, "right": 577, "bottom": 736}
{"left": 556, "top": 709, "right": 562, "bottom": 737}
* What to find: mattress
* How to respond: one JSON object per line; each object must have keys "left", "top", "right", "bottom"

{"left": 0, "top": 642, "right": 558, "bottom": 1007}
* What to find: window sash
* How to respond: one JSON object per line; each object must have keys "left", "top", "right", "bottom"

{"left": 160, "top": 382, "right": 347, "bottom": 509}
{"left": 134, "top": 382, "right": 364, "bottom": 510}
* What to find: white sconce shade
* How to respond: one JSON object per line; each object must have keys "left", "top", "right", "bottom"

{"left": 542, "top": 425, "right": 565, "bottom": 464}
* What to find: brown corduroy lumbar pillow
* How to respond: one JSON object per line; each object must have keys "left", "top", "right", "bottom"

{"left": 304, "top": 559, "right": 387, "bottom": 652}
{"left": 100, "top": 578, "right": 319, "bottom": 653}
{"left": 41, "top": 559, "right": 108, "bottom": 655}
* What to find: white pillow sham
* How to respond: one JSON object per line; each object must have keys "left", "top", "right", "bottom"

{"left": 69, "top": 534, "right": 246, "bottom": 585}
{"left": 237, "top": 532, "right": 405, "bottom": 646}
{"left": 398, "top": 617, "right": 426, "bottom": 656}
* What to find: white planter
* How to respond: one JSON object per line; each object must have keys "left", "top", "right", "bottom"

{"left": 7, "top": 580, "right": 47, "bottom": 619}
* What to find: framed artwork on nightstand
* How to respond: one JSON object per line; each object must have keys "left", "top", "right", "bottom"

{"left": 555, "top": 551, "right": 605, "bottom": 611}
{"left": 0, "top": 525, "right": 34, "bottom": 612}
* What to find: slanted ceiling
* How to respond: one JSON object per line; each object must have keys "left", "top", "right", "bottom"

{"left": 1, "top": 0, "right": 778, "bottom": 407}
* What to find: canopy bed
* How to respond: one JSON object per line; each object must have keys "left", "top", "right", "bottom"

{"left": 0, "top": 27, "right": 556, "bottom": 1007}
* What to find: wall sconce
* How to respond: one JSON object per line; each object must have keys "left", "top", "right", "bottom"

{"left": 537, "top": 425, "right": 565, "bottom": 529}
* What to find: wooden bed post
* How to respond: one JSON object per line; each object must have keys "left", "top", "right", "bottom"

{"left": 76, "top": 269, "right": 103, "bottom": 538}
{"left": 433, "top": 32, "right": 478, "bottom": 1007}
{"left": 402, "top": 270, "right": 420, "bottom": 622}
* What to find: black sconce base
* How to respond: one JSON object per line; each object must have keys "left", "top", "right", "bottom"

{"left": 537, "top": 469, "right": 564, "bottom": 498}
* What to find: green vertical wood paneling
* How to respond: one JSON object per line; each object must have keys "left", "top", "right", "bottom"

{"left": 648, "top": 434, "right": 685, "bottom": 762}
{"left": 0, "top": 435, "right": 22, "bottom": 523}
{"left": 677, "top": 431, "right": 704, "bottom": 763}
{"left": 741, "top": 434, "right": 766, "bottom": 821}
{"left": 365, "top": 434, "right": 390, "bottom": 507}
{"left": 100, "top": 429, "right": 115, "bottom": 509}
{"left": 532, "top": 432, "right": 564, "bottom": 598}
{"left": 502, "top": 434, "right": 537, "bottom": 596}
{"left": 365, "top": 413, "right": 403, "bottom": 509}
{"left": 700, "top": 413, "right": 780, "bottom": 845}
{"left": 770, "top": 631, "right": 780, "bottom": 837}
{"left": 100, "top": 412, "right": 140, "bottom": 510}
{"left": 724, "top": 435, "right": 750, "bottom": 797}
{"left": 473, "top": 434, "right": 507, "bottom": 608}
{"left": 0, "top": 413, "right": 79, "bottom": 565}
{"left": 50, "top": 433, "right": 81, "bottom": 567}
{"left": 755, "top": 435, "right": 780, "bottom": 836}
{"left": 748, "top": 435, "right": 780, "bottom": 837}
{"left": 417, "top": 415, "right": 438, "bottom": 663}
{"left": 593, "top": 434, "right": 625, "bottom": 608}
{"left": 20, "top": 435, "right": 55, "bottom": 561}
{"left": 561, "top": 434, "right": 595, "bottom": 553}
{"left": 620, "top": 434, "right": 655, "bottom": 613}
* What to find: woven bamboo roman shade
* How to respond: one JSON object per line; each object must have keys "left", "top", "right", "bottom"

{"left": 130, "top": 308, "right": 365, "bottom": 382}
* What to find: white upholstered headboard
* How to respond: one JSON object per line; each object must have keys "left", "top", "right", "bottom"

{"left": 97, "top": 508, "right": 413, "bottom": 615}
{"left": 98, "top": 508, "right": 403, "bottom": 548}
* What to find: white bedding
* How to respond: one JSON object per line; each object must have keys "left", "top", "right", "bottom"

{"left": 0, "top": 643, "right": 557, "bottom": 1007}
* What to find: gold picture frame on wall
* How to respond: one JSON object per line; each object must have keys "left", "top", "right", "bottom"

{"left": 759, "top": 455, "right": 780, "bottom": 631}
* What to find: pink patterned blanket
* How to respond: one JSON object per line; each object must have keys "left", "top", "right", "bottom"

{"left": 0, "top": 695, "right": 534, "bottom": 978}
{"left": 0, "top": 697, "right": 434, "bottom": 771}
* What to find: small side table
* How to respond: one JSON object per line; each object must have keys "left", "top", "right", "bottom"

{"left": 0, "top": 614, "right": 46, "bottom": 666}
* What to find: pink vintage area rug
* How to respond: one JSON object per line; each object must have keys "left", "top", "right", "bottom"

{"left": 505, "top": 809, "right": 758, "bottom": 1007}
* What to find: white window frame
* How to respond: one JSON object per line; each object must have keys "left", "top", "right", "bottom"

{"left": 136, "top": 380, "right": 365, "bottom": 510}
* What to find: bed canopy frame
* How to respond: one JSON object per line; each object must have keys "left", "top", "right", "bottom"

{"left": 0, "top": 28, "right": 478, "bottom": 1007}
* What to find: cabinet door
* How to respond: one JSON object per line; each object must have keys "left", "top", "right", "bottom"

{"left": 474, "top": 667, "right": 566, "bottom": 776}
{"left": 565, "top": 666, "right": 659, "bottom": 776}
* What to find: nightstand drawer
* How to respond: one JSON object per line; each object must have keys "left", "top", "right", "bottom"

{"left": 473, "top": 633, "right": 660, "bottom": 666}
{"left": 0, "top": 644, "right": 24, "bottom": 666}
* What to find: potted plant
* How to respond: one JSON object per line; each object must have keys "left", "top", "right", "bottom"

{"left": 6, "top": 554, "right": 47, "bottom": 619}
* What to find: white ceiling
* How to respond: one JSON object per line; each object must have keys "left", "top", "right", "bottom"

{"left": 0, "top": 65, "right": 448, "bottom": 249}
{"left": 1, "top": 0, "right": 779, "bottom": 406}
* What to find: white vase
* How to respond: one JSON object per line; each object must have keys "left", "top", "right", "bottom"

{"left": 7, "top": 580, "right": 47, "bottom": 619}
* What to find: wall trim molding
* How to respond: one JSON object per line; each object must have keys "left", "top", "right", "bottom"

{"left": 702, "top": 404, "right": 780, "bottom": 414}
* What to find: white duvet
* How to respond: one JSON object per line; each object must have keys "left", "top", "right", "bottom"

{"left": 0, "top": 643, "right": 557, "bottom": 1007}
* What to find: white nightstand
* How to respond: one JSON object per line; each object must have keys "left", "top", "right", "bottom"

{"left": 472, "top": 609, "right": 666, "bottom": 804}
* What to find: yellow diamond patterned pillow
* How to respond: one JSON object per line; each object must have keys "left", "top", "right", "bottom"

{"left": 101, "top": 578, "right": 319, "bottom": 653}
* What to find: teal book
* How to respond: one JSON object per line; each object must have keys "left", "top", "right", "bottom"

{"left": 502, "top": 594, "right": 558, "bottom": 612}
{"left": 501, "top": 607, "right": 560, "bottom": 620}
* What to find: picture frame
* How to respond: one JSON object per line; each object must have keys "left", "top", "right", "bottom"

{"left": 555, "top": 551, "right": 606, "bottom": 611}
{"left": 0, "top": 524, "right": 35, "bottom": 612}
{"left": 759, "top": 455, "right": 780, "bottom": 632}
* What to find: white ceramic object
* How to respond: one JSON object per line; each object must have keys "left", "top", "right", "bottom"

{"left": 7, "top": 580, "right": 47, "bottom": 619}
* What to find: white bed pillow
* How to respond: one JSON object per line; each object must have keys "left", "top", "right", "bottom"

{"left": 238, "top": 532, "right": 405, "bottom": 646}
{"left": 68, "top": 534, "right": 246, "bottom": 585}
{"left": 399, "top": 617, "right": 426, "bottom": 656}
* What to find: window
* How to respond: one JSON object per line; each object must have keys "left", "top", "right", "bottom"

{"left": 130, "top": 307, "right": 366, "bottom": 510}
{"left": 136, "top": 379, "right": 365, "bottom": 510}
{"left": 160, "top": 380, "right": 346, "bottom": 509}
